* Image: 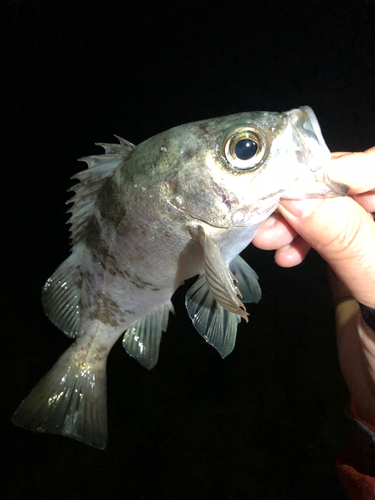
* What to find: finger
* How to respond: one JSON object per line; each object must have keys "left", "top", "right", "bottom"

{"left": 327, "top": 147, "right": 375, "bottom": 194}
{"left": 252, "top": 213, "right": 297, "bottom": 250}
{"left": 327, "top": 265, "right": 353, "bottom": 304}
{"left": 274, "top": 236, "right": 311, "bottom": 267}
{"left": 353, "top": 191, "right": 375, "bottom": 214}
{"left": 330, "top": 152, "right": 350, "bottom": 158}
{"left": 278, "top": 196, "right": 375, "bottom": 308}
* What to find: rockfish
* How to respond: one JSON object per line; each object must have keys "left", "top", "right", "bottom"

{"left": 12, "top": 106, "right": 347, "bottom": 448}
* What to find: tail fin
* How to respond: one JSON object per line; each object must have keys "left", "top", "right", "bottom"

{"left": 12, "top": 344, "right": 108, "bottom": 449}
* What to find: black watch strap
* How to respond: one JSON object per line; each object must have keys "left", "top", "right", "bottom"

{"left": 359, "top": 303, "right": 375, "bottom": 331}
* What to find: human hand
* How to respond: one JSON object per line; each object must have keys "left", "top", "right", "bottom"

{"left": 252, "top": 147, "right": 375, "bottom": 424}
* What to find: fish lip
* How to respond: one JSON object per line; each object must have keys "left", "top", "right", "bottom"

{"left": 298, "top": 106, "right": 327, "bottom": 147}
{"left": 285, "top": 105, "right": 328, "bottom": 156}
{"left": 280, "top": 106, "right": 348, "bottom": 199}
{"left": 293, "top": 107, "right": 348, "bottom": 196}
{"left": 321, "top": 172, "right": 349, "bottom": 196}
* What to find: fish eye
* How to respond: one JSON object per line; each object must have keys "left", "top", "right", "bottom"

{"left": 221, "top": 127, "right": 268, "bottom": 171}
{"left": 234, "top": 138, "right": 257, "bottom": 160}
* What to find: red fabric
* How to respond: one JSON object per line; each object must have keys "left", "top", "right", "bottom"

{"left": 336, "top": 439, "right": 375, "bottom": 500}
{"left": 336, "top": 404, "right": 375, "bottom": 499}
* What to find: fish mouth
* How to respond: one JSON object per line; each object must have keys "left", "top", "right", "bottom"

{"left": 286, "top": 106, "right": 330, "bottom": 165}
{"left": 281, "top": 106, "right": 348, "bottom": 198}
{"left": 294, "top": 106, "right": 327, "bottom": 149}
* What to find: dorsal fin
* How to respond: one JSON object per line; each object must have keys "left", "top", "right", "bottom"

{"left": 66, "top": 136, "right": 135, "bottom": 246}
{"left": 95, "top": 135, "right": 135, "bottom": 155}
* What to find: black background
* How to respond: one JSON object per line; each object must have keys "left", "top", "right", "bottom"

{"left": 2, "top": 1, "right": 375, "bottom": 499}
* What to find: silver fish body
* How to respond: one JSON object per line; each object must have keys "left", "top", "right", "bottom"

{"left": 12, "top": 106, "right": 347, "bottom": 448}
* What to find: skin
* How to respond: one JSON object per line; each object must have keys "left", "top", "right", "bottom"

{"left": 252, "top": 146, "right": 375, "bottom": 425}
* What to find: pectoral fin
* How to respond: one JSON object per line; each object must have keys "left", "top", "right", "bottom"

{"left": 185, "top": 274, "right": 241, "bottom": 358}
{"left": 196, "top": 226, "right": 248, "bottom": 321}
{"left": 122, "top": 302, "right": 173, "bottom": 370}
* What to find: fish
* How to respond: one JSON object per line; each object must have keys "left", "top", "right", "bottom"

{"left": 12, "top": 106, "right": 347, "bottom": 449}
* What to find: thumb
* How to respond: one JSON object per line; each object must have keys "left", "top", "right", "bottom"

{"left": 278, "top": 196, "right": 375, "bottom": 308}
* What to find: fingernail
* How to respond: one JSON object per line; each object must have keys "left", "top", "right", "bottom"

{"left": 279, "top": 198, "right": 323, "bottom": 218}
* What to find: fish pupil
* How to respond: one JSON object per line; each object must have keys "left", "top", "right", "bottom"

{"left": 234, "top": 139, "right": 257, "bottom": 160}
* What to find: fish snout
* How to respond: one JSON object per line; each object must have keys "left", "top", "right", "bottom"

{"left": 285, "top": 106, "right": 331, "bottom": 170}
{"left": 280, "top": 107, "right": 348, "bottom": 199}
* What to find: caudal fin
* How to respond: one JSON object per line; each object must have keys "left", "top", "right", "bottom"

{"left": 12, "top": 344, "right": 108, "bottom": 449}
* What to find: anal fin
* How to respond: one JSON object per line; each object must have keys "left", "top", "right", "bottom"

{"left": 122, "top": 302, "right": 173, "bottom": 370}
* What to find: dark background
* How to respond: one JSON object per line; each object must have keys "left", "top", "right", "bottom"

{"left": 2, "top": 1, "right": 375, "bottom": 499}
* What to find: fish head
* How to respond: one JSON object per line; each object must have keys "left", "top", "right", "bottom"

{"left": 166, "top": 106, "right": 347, "bottom": 229}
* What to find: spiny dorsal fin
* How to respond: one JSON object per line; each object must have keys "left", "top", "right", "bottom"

{"left": 95, "top": 135, "right": 135, "bottom": 155}
{"left": 67, "top": 136, "right": 135, "bottom": 247}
